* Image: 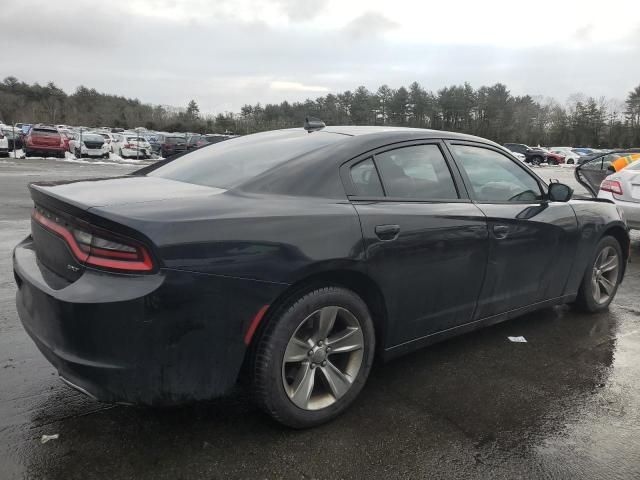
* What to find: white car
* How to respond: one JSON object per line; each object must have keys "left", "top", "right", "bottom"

{"left": 549, "top": 147, "right": 580, "bottom": 165}
{"left": 0, "top": 129, "right": 8, "bottom": 157}
{"left": 597, "top": 159, "right": 640, "bottom": 230}
{"left": 69, "top": 132, "right": 110, "bottom": 159}
{"left": 112, "top": 134, "right": 152, "bottom": 159}
{"left": 94, "top": 132, "right": 116, "bottom": 151}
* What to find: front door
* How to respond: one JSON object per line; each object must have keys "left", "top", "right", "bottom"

{"left": 447, "top": 142, "right": 578, "bottom": 319}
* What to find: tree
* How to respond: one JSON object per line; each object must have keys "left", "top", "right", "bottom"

{"left": 186, "top": 99, "right": 200, "bottom": 120}
{"left": 625, "top": 85, "right": 640, "bottom": 144}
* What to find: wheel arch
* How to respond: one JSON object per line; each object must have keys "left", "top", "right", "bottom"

{"left": 602, "top": 224, "right": 630, "bottom": 264}
{"left": 248, "top": 268, "right": 389, "bottom": 356}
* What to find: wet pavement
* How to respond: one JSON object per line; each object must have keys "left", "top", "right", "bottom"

{"left": 0, "top": 159, "right": 639, "bottom": 479}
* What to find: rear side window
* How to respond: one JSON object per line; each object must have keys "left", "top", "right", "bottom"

{"left": 451, "top": 145, "right": 543, "bottom": 202}
{"left": 350, "top": 158, "right": 383, "bottom": 196}
{"left": 375, "top": 145, "right": 459, "bottom": 199}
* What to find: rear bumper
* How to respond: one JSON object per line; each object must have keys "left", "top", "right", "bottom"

{"left": 26, "top": 145, "right": 66, "bottom": 152}
{"left": 13, "top": 236, "right": 286, "bottom": 405}
{"left": 121, "top": 148, "right": 150, "bottom": 157}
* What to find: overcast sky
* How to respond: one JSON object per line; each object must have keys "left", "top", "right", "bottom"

{"left": 2, "top": 0, "right": 639, "bottom": 114}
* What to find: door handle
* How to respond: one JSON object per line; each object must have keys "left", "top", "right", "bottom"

{"left": 375, "top": 224, "right": 400, "bottom": 241}
{"left": 492, "top": 225, "right": 510, "bottom": 240}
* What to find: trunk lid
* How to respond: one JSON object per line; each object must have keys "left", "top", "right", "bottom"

{"left": 31, "top": 130, "right": 61, "bottom": 147}
{"left": 28, "top": 176, "right": 225, "bottom": 280}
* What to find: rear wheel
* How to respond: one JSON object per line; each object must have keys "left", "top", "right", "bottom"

{"left": 531, "top": 156, "right": 543, "bottom": 166}
{"left": 252, "top": 286, "right": 375, "bottom": 428}
{"left": 574, "top": 236, "right": 623, "bottom": 312}
{"left": 119, "top": 148, "right": 125, "bottom": 158}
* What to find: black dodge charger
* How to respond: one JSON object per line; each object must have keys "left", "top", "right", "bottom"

{"left": 13, "top": 125, "right": 629, "bottom": 428}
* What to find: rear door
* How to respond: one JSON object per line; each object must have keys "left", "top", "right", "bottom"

{"left": 343, "top": 140, "right": 489, "bottom": 347}
{"left": 447, "top": 142, "right": 578, "bottom": 319}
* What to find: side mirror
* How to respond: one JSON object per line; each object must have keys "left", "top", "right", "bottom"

{"left": 548, "top": 182, "right": 573, "bottom": 202}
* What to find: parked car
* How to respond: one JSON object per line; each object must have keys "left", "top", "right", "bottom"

{"left": 59, "top": 131, "right": 74, "bottom": 152}
{"left": 0, "top": 130, "right": 8, "bottom": 157}
{"left": 95, "top": 132, "right": 115, "bottom": 150}
{"left": 549, "top": 147, "right": 580, "bottom": 164}
{"left": 503, "top": 143, "right": 553, "bottom": 165}
{"left": 155, "top": 134, "right": 186, "bottom": 157}
{"left": 186, "top": 134, "right": 208, "bottom": 150}
{"left": 112, "top": 134, "right": 152, "bottom": 159}
{"left": 23, "top": 125, "right": 66, "bottom": 158}
{"left": 14, "top": 125, "right": 629, "bottom": 428}
{"left": 68, "top": 132, "right": 110, "bottom": 158}
{"left": 574, "top": 149, "right": 640, "bottom": 195}
{"left": 573, "top": 147, "right": 597, "bottom": 156}
{"left": 1, "top": 126, "right": 23, "bottom": 151}
{"left": 597, "top": 159, "right": 640, "bottom": 230}
{"left": 203, "top": 134, "right": 232, "bottom": 144}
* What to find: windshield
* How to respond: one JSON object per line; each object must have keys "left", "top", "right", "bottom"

{"left": 83, "top": 134, "right": 104, "bottom": 142}
{"left": 150, "top": 129, "right": 343, "bottom": 188}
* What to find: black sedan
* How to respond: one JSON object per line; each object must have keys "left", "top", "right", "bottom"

{"left": 13, "top": 125, "right": 629, "bottom": 428}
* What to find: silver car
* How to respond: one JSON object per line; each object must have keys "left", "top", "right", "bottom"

{"left": 598, "top": 159, "right": 640, "bottom": 229}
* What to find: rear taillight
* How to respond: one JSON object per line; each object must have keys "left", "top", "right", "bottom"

{"left": 601, "top": 179, "right": 623, "bottom": 196}
{"left": 32, "top": 208, "right": 154, "bottom": 272}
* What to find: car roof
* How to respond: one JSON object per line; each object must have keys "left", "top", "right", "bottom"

{"left": 320, "top": 125, "right": 493, "bottom": 143}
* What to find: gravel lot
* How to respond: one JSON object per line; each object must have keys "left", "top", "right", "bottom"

{"left": 0, "top": 158, "right": 638, "bottom": 479}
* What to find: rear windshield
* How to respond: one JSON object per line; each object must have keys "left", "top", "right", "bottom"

{"left": 126, "top": 137, "right": 146, "bottom": 142}
{"left": 150, "top": 129, "right": 343, "bottom": 188}
{"left": 165, "top": 137, "right": 185, "bottom": 144}
{"left": 83, "top": 134, "right": 104, "bottom": 142}
{"left": 32, "top": 129, "right": 59, "bottom": 136}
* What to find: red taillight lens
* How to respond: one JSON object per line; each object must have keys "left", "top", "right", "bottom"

{"left": 601, "top": 179, "right": 623, "bottom": 195}
{"left": 32, "top": 209, "right": 154, "bottom": 272}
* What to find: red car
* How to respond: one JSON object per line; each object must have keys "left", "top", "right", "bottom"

{"left": 24, "top": 125, "right": 66, "bottom": 158}
{"left": 544, "top": 150, "right": 566, "bottom": 165}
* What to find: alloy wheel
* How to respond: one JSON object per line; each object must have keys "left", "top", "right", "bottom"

{"left": 281, "top": 306, "right": 364, "bottom": 411}
{"left": 591, "top": 246, "right": 620, "bottom": 304}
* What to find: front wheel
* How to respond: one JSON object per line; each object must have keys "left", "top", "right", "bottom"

{"left": 252, "top": 286, "right": 375, "bottom": 428}
{"left": 574, "top": 236, "right": 623, "bottom": 312}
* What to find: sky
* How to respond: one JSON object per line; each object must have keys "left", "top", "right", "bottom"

{"left": 1, "top": 0, "right": 639, "bottom": 114}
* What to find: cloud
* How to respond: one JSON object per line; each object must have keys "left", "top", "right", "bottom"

{"left": 270, "top": 81, "right": 330, "bottom": 93}
{"left": 273, "top": 0, "right": 326, "bottom": 21}
{"left": 0, "top": 0, "right": 639, "bottom": 114}
{"left": 343, "top": 11, "right": 399, "bottom": 39}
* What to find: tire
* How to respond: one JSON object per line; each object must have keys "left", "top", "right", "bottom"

{"left": 252, "top": 286, "right": 375, "bottom": 428}
{"left": 568, "top": 159, "right": 575, "bottom": 165}
{"left": 574, "top": 236, "right": 623, "bottom": 313}
{"left": 119, "top": 148, "right": 125, "bottom": 158}
{"left": 530, "top": 156, "right": 543, "bottom": 166}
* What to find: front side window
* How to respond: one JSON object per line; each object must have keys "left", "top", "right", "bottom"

{"left": 451, "top": 144, "right": 543, "bottom": 203}
{"left": 374, "top": 145, "right": 458, "bottom": 199}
